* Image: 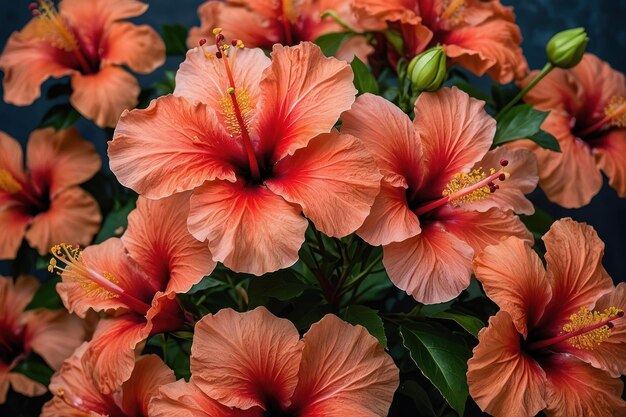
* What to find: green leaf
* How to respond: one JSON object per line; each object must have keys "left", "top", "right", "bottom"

{"left": 153, "top": 70, "right": 177, "bottom": 96}
{"left": 398, "top": 381, "right": 438, "bottom": 417}
{"left": 493, "top": 104, "right": 550, "bottom": 146}
{"left": 521, "top": 205, "right": 555, "bottom": 240}
{"left": 351, "top": 56, "right": 379, "bottom": 95}
{"left": 25, "top": 277, "right": 62, "bottom": 311}
{"left": 95, "top": 197, "right": 137, "bottom": 243}
{"left": 424, "top": 309, "right": 484, "bottom": 337}
{"left": 491, "top": 83, "right": 520, "bottom": 110}
{"left": 528, "top": 129, "right": 561, "bottom": 152}
{"left": 314, "top": 31, "right": 354, "bottom": 57}
{"left": 342, "top": 305, "right": 387, "bottom": 348}
{"left": 186, "top": 276, "right": 224, "bottom": 295}
{"left": 162, "top": 24, "right": 189, "bottom": 56}
{"left": 13, "top": 355, "right": 54, "bottom": 386}
{"left": 38, "top": 103, "right": 81, "bottom": 130}
{"left": 401, "top": 323, "right": 471, "bottom": 416}
{"left": 247, "top": 271, "right": 310, "bottom": 308}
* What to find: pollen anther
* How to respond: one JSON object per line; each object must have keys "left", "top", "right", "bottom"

{"left": 443, "top": 167, "right": 493, "bottom": 205}
{"left": 30, "top": 0, "right": 78, "bottom": 52}
{"left": 604, "top": 96, "right": 626, "bottom": 128}
{"left": 0, "top": 169, "right": 22, "bottom": 193}
{"left": 563, "top": 306, "right": 623, "bottom": 350}
{"left": 220, "top": 88, "right": 254, "bottom": 136}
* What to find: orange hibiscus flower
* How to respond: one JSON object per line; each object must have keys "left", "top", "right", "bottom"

{"left": 340, "top": 87, "right": 537, "bottom": 303}
{"left": 0, "top": 275, "right": 86, "bottom": 404}
{"left": 149, "top": 307, "right": 398, "bottom": 417}
{"left": 0, "top": 128, "right": 101, "bottom": 259}
{"left": 0, "top": 0, "right": 165, "bottom": 127}
{"left": 109, "top": 39, "right": 381, "bottom": 275}
{"left": 42, "top": 345, "right": 174, "bottom": 416}
{"left": 468, "top": 218, "right": 626, "bottom": 417}
{"left": 518, "top": 53, "right": 626, "bottom": 208}
{"left": 49, "top": 194, "right": 215, "bottom": 394}
{"left": 188, "top": 0, "right": 372, "bottom": 61}
{"left": 352, "top": 0, "right": 528, "bottom": 83}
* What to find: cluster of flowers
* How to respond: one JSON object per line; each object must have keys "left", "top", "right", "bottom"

{"left": 0, "top": 1, "right": 625, "bottom": 416}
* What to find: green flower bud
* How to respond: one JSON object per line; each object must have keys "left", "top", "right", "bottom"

{"left": 407, "top": 47, "right": 447, "bottom": 92}
{"left": 546, "top": 27, "right": 589, "bottom": 69}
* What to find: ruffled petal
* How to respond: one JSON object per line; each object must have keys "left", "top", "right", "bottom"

{"left": 383, "top": 223, "right": 474, "bottom": 304}
{"left": 473, "top": 236, "right": 551, "bottom": 337}
{"left": 109, "top": 95, "right": 243, "bottom": 199}
{"left": 101, "top": 22, "right": 165, "bottom": 74}
{"left": 351, "top": 0, "right": 421, "bottom": 25}
{"left": 0, "top": 205, "right": 31, "bottom": 260}
{"left": 467, "top": 311, "right": 547, "bottom": 417}
{"left": 256, "top": 43, "right": 357, "bottom": 163}
{"left": 594, "top": 129, "right": 626, "bottom": 198}
{"left": 122, "top": 194, "right": 215, "bottom": 295}
{"left": 60, "top": 0, "right": 148, "bottom": 28}
{"left": 25, "top": 187, "right": 101, "bottom": 256}
{"left": 291, "top": 315, "right": 398, "bottom": 417}
{"left": 266, "top": 132, "right": 381, "bottom": 237}
{"left": 0, "top": 275, "right": 38, "bottom": 323}
{"left": 120, "top": 355, "right": 175, "bottom": 417}
{"left": 190, "top": 307, "right": 303, "bottom": 411}
{"left": 70, "top": 66, "right": 140, "bottom": 128}
{"left": 0, "top": 131, "right": 25, "bottom": 183}
{"left": 188, "top": 180, "right": 308, "bottom": 275}
{"left": 7, "top": 372, "right": 47, "bottom": 399}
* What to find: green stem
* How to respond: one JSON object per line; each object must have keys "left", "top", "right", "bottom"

{"left": 320, "top": 9, "right": 358, "bottom": 33}
{"left": 496, "top": 62, "right": 554, "bottom": 118}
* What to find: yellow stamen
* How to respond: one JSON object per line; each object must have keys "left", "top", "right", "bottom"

{"left": 281, "top": 0, "right": 296, "bottom": 24}
{"left": 563, "top": 306, "right": 623, "bottom": 350}
{"left": 604, "top": 96, "right": 626, "bottom": 128}
{"left": 212, "top": 27, "right": 223, "bottom": 35}
{"left": 219, "top": 88, "right": 254, "bottom": 136}
{"left": 31, "top": 0, "right": 78, "bottom": 52}
{"left": 0, "top": 169, "right": 22, "bottom": 193}
{"left": 443, "top": 167, "right": 498, "bottom": 206}
{"left": 441, "top": 0, "right": 466, "bottom": 22}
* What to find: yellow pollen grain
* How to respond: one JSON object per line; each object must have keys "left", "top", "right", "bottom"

{"left": 441, "top": 0, "right": 466, "bottom": 25}
{"left": 563, "top": 306, "right": 623, "bottom": 350}
{"left": 31, "top": 0, "right": 78, "bottom": 52}
{"left": 604, "top": 96, "right": 626, "bottom": 128}
{"left": 212, "top": 27, "right": 223, "bottom": 35}
{"left": 0, "top": 169, "right": 22, "bottom": 193}
{"left": 219, "top": 88, "right": 254, "bottom": 136}
{"left": 442, "top": 167, "right": 491, "bottom": 206}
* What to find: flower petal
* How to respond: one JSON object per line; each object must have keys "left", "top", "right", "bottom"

{"left": 0, "top": 275, "right": 38, "bottom": 322}
{"left": 101, "top": 22, "right": 165, "bottom": 74}
{"left": 0, "top": 131, "right": 25, "bottom": 183}
{"left": 383, "top": 223, "right": 474, "bottom": 304}
{"left": 291, "top": 315, "right": 398, "bottom": 417}
{"left": 25, "top": 187, "right": 101, "bottom": 256}
{"left": 70, "top": 66, "right": 140, "bottom": 128}
{"left": 543, "top": 218, "right": 614, "bottom": 320}
{"left": 60, "top": 0, "right": 148, "bottom": 28}
{"left": 26, "top": 127, "right": 101, "bottom": 195}
{"left": 414, "top": 87, "right": 495, "bottom": 194}
{"left": 122, "top": 194, "right": 215, "bottom": 295}
{"left": 109, "top": 95, "right": 243, "bottom": 199}
{"left": 594, "top": 129, "right": 626, "bottom": 198}
{"left": 473, "top": 236, "right": 551, "bottom": 338}
{"left": 0, "top": 205, "right": 31, "bottom": 260}
{"left": 188, "top": 179, "right": 308, "bottom": 275}
{"left": 256, "top": 42, "right": 357, "bottom": 163}
{"left": 266, "top": 132, "right": 381, "bottom": 237}
{"left": 120, "top": 355, "right": 175, "bottom": 417}
{"left": 8, "top": 372, "right": 47, "bottom": 399}
{"left": 467, "top": 311, "right": 547, "bottom": 417}
{"left": 190, "top": 307, "right": 303, "bottom": 410}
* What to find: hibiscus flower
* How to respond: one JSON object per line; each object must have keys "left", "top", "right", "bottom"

{"left": 518, "top": 53, "right": 626, "bottom": 208}
{"left": 109, "top": 39, "right": 381, "bottom": 275}
{"left": 468, "top": 218, "right": 626, "bottom": 417}
{"left": 149, "top": 307, "right": 398, "bottom": 417}
{"left": 0, "top": 275, "right": 86, "bottom": 404}
{"left": 0, "top": 128, "right": 101, "bottom": 259}
{"left": 0, "top": 0, "right": 165, "bottom": 127}
{"left": 352, "top": 0, "right": 528, "bottom": 83}
{"left": 49, "top": 193, "right": 215, "bottom": 393}
{"left": 340, "top": 87, "right": 537, "bottom": 304}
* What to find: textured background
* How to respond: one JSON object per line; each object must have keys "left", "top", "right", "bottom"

{"left": 0, "top": 0, "right": 625, "bottom": 281}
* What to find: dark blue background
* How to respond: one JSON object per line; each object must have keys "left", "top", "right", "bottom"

{"left": 0, "top": 0, "right": 624, "bottom": 281}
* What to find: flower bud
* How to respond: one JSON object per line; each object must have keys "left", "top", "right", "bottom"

{"left": 546, "top": 27, "right": 588, "bottom": 69}
{"left": 407, "top": 47, "right": 447, "bottom": 92}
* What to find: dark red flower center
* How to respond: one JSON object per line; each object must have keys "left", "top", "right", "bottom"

{"left": 0, "top": 321, "right": 27, "bottom": 367}
{"left": 0, "top": 169, "right": 51, "bottom": 216}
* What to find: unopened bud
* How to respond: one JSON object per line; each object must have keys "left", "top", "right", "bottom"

{"left": 546, "top": 27, "right": 588, "bottom": 69}
{"left": 407, "top": 47, "right": 447, "bottom": 92}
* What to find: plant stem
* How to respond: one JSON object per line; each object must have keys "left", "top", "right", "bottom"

{"left": 496, "top": 62, "right": 554, "bottom": 118}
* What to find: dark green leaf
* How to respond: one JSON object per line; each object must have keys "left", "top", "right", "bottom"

{"left": 351, "top": 56, "right": 379, "bottom": 95}
{"left": 398, "top": 381, "right": 438, "bottom": 417}
{"left": 247, "top": 271, "right": 310, "bottom": 308}
{"left": 25, "top": 277, "right": 62, "bottom": 311}
{"left": 13, "top": 355, "right": 54, "bottom": 386}
{"left": 424, "top": 309, "right": 484, "bottom": 337}
{"left": 493, "top": 104, "right": 550, "bottom": 146}
{"left": 491, "top": 83, "right": 520, "bottom": 110}
{"left": 186, "top": 276, "right": 224, "bottom": 295}
{"left": 38, "top": 103, "right": 81, "bottom": 130}
{"left": 95, "top": 197, "right": 137, "bottom": 243}
{"left": 342, "top": 305, "right": 387, "bottom": 348}
{"left": 153, "top": 70, "right": 177, "bottom": 96}
{"left": 521, "top": 205, "right": 555, "bottom": 240}
{"left": 314, "top": 32, "right": 354, "bottom": 57}
{"left": 401, "top": 323, "right": 471, "bottom": 415}
{"left": 162, "top": 24, "right": 189, "bottom": 56}
{"left": 528, "top": 129, "right": 561, "bottom": 152}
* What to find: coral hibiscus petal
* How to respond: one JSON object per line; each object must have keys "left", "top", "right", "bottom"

{"left": 109, "top": 95, "right": 242, "bottom": 199}
{"left": 266, "top": 132, "right": 381, "bottom": 237}
{"left": 123, "top": 194, "right": 216, "bottom": 295}
{"left": 414, "top": 88, "right": 495, "bottom": 193}
{"left": 543, "top": 355, "right": 626, "bottom": 417}
{"left": 0, "top": 275, "right": 38, "bottom": 324}
{"left": 120, "top": 355, "right": 175, "bottom": 417}
{"left": 101, "top": 22, "right": 165, "bottom": 74}
{"left": 291, "top": 315, "right": 398, "bottom": 417}
{"left": 383, "top": 223, "right": 474, "bottom": 304}
{"left": 0, "top": 131, "right": 25, "bottom": 184}
{"left": 188, "top": 180, "right": 308, "bottom": 275}
{"left": 25, "top": 187, "right": 101, "bottom": 256}
{"left": 7, "top": 372, "right": 47, "bottom": 399}
{"left": 60, "top": 0, "right": 149, "bottom": 28}
{"left": 473, "top": 236, "right": 551, "bottom": 337}
{"left": 256, "top": 42, "right": 357, "bottom": 163}
{"left": 0, "top": 205, "right": 31, "bottom": 260}
{"left": 190, "top": 307, "right": 303, "bottom": 410}
{"left": 467, "top": 311, "right": 547, "bottom": 417}
{"left": 70, "top": 66, "right": 140, "bottom": 128}
{"left": 595, "top": 129, "right": 626, "bottom": 198}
